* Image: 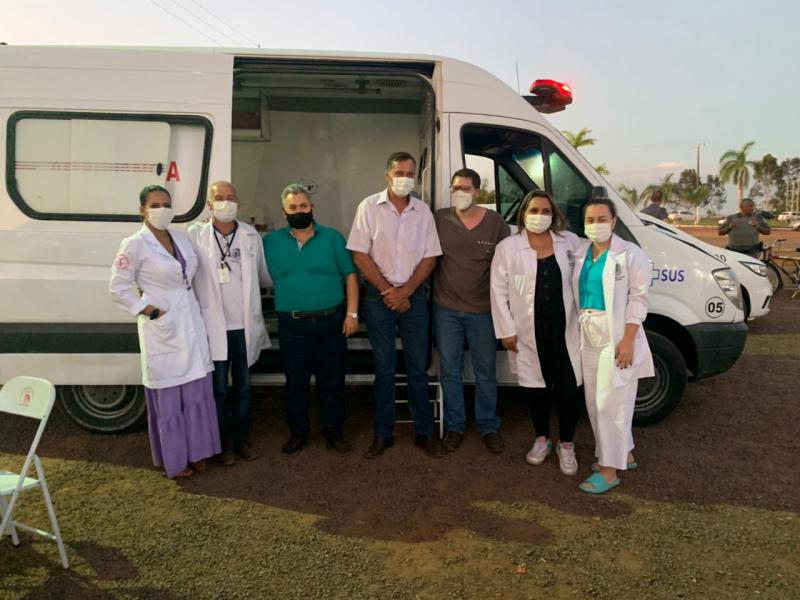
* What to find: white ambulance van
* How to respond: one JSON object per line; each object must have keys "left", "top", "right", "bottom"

{"left": 0, "top": 46, "right": 747, "bottom": 431}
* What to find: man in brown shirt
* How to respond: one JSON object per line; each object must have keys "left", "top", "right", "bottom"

{"left": 434, "top": 168, "right": 510, "bottom": 453}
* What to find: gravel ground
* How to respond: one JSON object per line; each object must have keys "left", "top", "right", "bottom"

{"left": 1, "top": 290, "right": 799, "bottom": 599}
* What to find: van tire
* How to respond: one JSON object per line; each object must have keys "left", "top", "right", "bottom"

{"left": 58, "top": 385, "right": 147, "bottom": 433}
{"left": 633, "top": 332, "right": 687, "bottom": 426}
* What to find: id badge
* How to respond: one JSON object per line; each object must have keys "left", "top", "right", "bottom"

{"left": 218, "top": 267, "right": 230, "bottom": 284}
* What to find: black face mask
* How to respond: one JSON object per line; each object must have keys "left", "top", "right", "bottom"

{"left": 286, "top": 210, "right": 313, "bottom": 229}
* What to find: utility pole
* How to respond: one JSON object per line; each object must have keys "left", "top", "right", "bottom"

{"left": 691, "top": 143, "right": 705, "bottom": 186}
{"left": 514, "top": 61, "right": 521, "bottom": 94}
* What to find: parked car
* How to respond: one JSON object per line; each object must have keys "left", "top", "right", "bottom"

{"left": 778, "top": 211, "right": 799, "bottom": 222}
{"left": 791, "top": 220, "right": 800, "bottom": 231}
{"left": 756, "top": 209, "right": 775, "bottom": 220}
{"left": 669, "top": 210, "right": 695, "bottom": 222}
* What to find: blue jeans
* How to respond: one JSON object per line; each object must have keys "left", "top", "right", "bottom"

{"left": 365, "top": 284, "right": 434, "bottom": 438}
{"left": 434, "top": 305, "right": 500, "bottom": 435}
{"left": 277, "top": 307, "right": 347, "bottom": 439}
{"left": 212, "top": 329, "right": 252, "bottom": 448}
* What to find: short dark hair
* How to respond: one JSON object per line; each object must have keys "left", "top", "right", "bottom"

{"left": 451, "top": 168, "right": 481, "bottom": 189}
{"left": 651, "top": 191, "right": 663, "bottom": 202}
{"left": 740, "top": 197, "right": 755, "bottom": 206}
{"left": 516, "top": 191, "right": 567, "bottom": 233}
{"left": 139, "top": 184, "right": 170, "bottom": 207}
{"left": 386, "top": 151, "right": 416, "bottom": 171}
{"left": 584, "top": 197, "right": 617, "bottom": 219}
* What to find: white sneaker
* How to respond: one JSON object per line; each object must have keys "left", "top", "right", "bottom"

{"left": 556, "top": 442, "right": 578, "bottom": 476}
{"left": 526, "top": 437, "right": 552, "bottom": 466}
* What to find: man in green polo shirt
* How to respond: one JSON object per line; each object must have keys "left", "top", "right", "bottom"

{"left": 264, "top": 184, "right": 359, "bottom": 455}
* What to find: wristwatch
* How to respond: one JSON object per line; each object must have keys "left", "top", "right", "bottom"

{"left": 149, "top": 309, "right": 161, "bottom": 320}
{"left": 347, "top": 312, "right": 359, "bottom": 320}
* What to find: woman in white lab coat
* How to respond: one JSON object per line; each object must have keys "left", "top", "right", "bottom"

{"left": 109, "top": 185, "right": 220, "bottom": 479}
{"left": 490, "top": 191, "right": 583, "bottom": 476}
{"left": 572, "top": 197, "right": 653, "bottom": 494}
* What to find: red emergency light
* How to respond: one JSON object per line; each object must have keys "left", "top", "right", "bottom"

{"left": 524, "top": 79, "right": 573, "bottom": 114}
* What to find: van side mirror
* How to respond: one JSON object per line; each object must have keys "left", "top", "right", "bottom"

{"left": 591, "top": 186, "right": 608, "bottom": 200}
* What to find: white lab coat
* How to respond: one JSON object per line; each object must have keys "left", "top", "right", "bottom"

{"left": 109, "top": 226, "right": 213, "bottom": 389}
{"left": 187, "top": 220, "right": 271, "bottom": 367}
{"left": 490, "top": 230, "right": 583, "bottom": 388}
{"left": 571, "top": 234, "right": 654, "bottom": 386}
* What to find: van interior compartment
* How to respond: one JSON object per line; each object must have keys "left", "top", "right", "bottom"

{"left": 231, "top": 66, "right": 435, "bottom": 236}
{"left": 230, "top": 63, "right": 435, "bottom": 376}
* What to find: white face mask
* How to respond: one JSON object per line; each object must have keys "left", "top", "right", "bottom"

{"left": 451, "top": 190, "right": 474, "bottom": 211}
{"left": 584, "top": 222, "right": 613, "bottom": 244}
{"left": 390, "top": 176, "right": 415, "bottom": 197}
{"left": 212, "top": 200, "right": 238, "bottom": 223}
{"left": 524, "top": 214, "right": 552, "bottom": 233}
{"left": 147, "top": 207, "right": 175, "bottom": 230}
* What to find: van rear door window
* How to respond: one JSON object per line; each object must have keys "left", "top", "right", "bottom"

{"left": 7, "top": 112, "right": 212, "bottom": 222}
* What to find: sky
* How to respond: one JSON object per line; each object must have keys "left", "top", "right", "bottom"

{"left": 3, "top": 0, "right": 798, "bottom": 210}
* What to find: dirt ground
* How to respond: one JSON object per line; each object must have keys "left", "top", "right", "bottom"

{"left": 2, "top": 232, "right": 799, "bottom": 599}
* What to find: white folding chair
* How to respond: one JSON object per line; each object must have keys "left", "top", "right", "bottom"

{"left": 0, "top": 376, "right": 68, "bottom": 568}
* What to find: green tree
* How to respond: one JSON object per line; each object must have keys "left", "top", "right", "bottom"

{"left": 642, "top": 173, "right": 676, "bottom": 205}
{"left": 704, "top": 175, "right": 727, "bottom": 214}
{"left": 719, "top": 141, "right": 756, "bottom": 203}
{"left": 618, "top": 184, "right": 641, "bottom": 208}
{"left": 677, "top": 183, "right": 711, "bottom": 224}
{"left": 475, "top": 178, "right": 495, "bottom": 207}
{"left": 595, "top": 163, "right": 609, "bottom": 176}
{"left": 749, "top": 154, "right": 781, "bottom": 208}
{"left": 562, "top": 128, "right": 596, "bottom": 149}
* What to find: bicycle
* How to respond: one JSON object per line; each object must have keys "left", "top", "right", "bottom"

{"left": 760, "top": 239, "right": 800, "bottom": 296}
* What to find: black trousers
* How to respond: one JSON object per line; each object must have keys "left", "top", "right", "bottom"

{"left": 278, "top": 307, "right": 347, "bottom": 439}
{"left": 530, "top": 311, "right": 580, "bottom": 442}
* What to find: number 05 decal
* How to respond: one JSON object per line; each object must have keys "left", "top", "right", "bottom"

{"left": 705, "top": 296, "right": 725, "bottom": 318}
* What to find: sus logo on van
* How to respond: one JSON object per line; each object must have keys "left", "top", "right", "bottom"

{"left": 166, "top": 161, "right": 180, "bottom": 182}
{"left": 20, "top": 387, "right": 34, "bottom": 408}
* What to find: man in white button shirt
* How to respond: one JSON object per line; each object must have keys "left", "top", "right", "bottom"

{"left": 347, "top": 151, "right": 443, "bottom": 459}
{"left": 188, "top": 181, "right": 271, "bottom": 466}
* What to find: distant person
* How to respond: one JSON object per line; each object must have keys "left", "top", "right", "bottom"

{"left": 640, "top": 191, "right": 668, "bottom": 221}
{"left": 264, "top": 184, "right": 359, "bottom": 456}
{"left": 719, "top": 198, "right": 771, "bottom": 257}
{"left": 347, "top": 151, "right": 443, "bottom": 459}
{"left": 109, "top": 185, "right": 219, "bottom": 479}
{"left": 434, "top": 168, "right": 510, "bottom": 454}
{"left": 188, "top": 181, "right": 271, "bottom": 467}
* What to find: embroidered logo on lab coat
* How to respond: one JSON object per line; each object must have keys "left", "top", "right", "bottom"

{"left": 566, "top": 249, "right": 575, "bottom": 267}
{"left": 615, "top": 263, "right": 624, "bottom": 280}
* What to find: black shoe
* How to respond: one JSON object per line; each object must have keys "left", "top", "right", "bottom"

{"left": 281, "top": 436, "right": 308, "bottom": 456}
{"left": 442, "top": 430, "right": 464, "bottom": 452}
{"left": 218, "top": 448, "right": 236, "bottom": 467}
{"left": 363, "top": 436, "right": 394, "bottom": 459}
{"left": 415, "top": 434, "right": 445, "bottom": 458}
{"left": 325, "top": 436, "right": 353, "bottom": 455}
{"left": 482, "top": 432, "right": 505, "bottom": 454}
{"left": 234, "top": 441, "right": 260, "bottom": 461}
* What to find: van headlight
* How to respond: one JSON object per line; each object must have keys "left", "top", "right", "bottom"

{"left": 713, "top": 268, "right": 742, "bottom": 309}
{"left": 739, "top": 261, "right": 768, "bottom": 277}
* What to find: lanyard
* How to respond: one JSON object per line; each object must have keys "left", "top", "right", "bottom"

{"left": 213, "top": 222, "right": 238, "bottom": 270}
{"left": 166, "top": 232, "right": 191, "bottom": 290}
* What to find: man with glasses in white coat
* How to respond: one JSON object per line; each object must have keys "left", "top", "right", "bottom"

{"left": 189, "top": 181, "right": 271, "bottom": 466}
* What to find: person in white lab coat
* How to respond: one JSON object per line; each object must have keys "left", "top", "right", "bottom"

{"left": 188, "top": 181, "right": 271, "bottom": 466}
{"left": 109, "top": 185, "right": 220, "bottom": 479}
{"left": 490, "top": 191, "right": 583, "bottom": 475}
{"left": 572, "top": 197, "right": 654, "bottom": 494}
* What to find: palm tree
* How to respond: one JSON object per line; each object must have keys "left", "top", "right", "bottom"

{"left": 642, "top": 173, "right": 676, "bottom": 205}
{"left": 595, "top": 163, "right": 609, "bottom": 176}
{"left": 562, "top": 128, "right": 596, "bottom": 149}
{"left": 677, "top": 184, "right": 711, "bottom": 224}
{"left": 618, "top": 184, "right": 641, "bottom": 208}
{"left": 719, "top": 141, "right": 756, "bottom": 203}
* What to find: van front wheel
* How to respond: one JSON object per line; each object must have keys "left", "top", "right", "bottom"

{"left": 633, "top": 332, "right": 687, "bottom": 426}
{"left": 58, "top": 385, "right": 147, "bottom": 433}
